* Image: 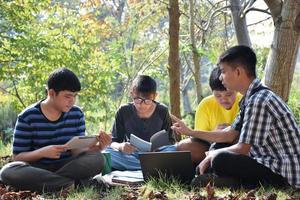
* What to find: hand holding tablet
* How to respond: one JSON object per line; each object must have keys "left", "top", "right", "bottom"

{"left": 65, "top": 136, "right": 98, "bottom": 149}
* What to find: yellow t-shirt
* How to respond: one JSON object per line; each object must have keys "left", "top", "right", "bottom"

{"left": 194, "top": 93, "right": 242, "bottom": 131}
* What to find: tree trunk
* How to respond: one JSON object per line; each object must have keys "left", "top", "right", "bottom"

{"left": 230, "top": 0, "right": 252, "bottom": 46}
{"left": 189, "top": 0, "right": 202, "bottom": 104}
{"left": 264, "top": 0, "right": 300, "bottom": 101}
{"left": 182, "top": 85, "right": 192, "bottom": 114}
{"left": 168, "top": 0, "right": 181, "bottom": 141}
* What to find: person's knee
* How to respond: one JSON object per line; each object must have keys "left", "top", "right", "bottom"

{"left": 81, "top": 151, "right": 105, "bottom": 174}
{"left": 91, "top": 152, "right": 105, "bottom": 170}
{"left": 0, "top": 167, "right": 10, "bottom": 183}
{"left": 0, "top": 161, "right": 26, "bottom": 184}
{"left": 177, "top": 139, "right": 208, "bottom": 163}
{"left": 211, "top": 152, "right": 230, "bottom": 174}
{"left": 177, "top": 138, "right": 192, "bottom": 151}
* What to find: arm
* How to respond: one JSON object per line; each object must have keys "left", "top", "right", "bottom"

{"left": 189, "top": 128, "right": 238, "bottom": 143}
{"left": 110, "top": 106, "right": 136, "bottom": 153}
{"left": 14, "top": 145, "right": 67, "bottom": 162}
{"left": 160, "top": 105, "right": 175, "bottom": 144}
{"left": 171, "top": 115, "right": 239, "bottom": 143}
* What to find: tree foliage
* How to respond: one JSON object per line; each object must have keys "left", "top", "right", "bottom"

{"left": 0, "top": 0, "right": 175, "bottom": 132}
{"left": 0, "top": 0, "right": 299, "bottom": 134}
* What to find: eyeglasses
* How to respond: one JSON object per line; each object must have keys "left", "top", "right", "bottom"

{"left": 133, "top": 97, "right": 155, "bottom": 105}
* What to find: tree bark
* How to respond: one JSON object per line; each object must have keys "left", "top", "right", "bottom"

{"left": 230, "top": 0, "right": 252, "bottom": 46}
{"left": 182, "top": 86, "right": 192, "bottom": 114}
{"left": 264, "top": 0, "right": 300, "bottom": 101}
{"left": 168, "top": 0, "right": 181, "bottom": 141}
{"left": 189, "top": 0, "right": 202, "bottom": 104}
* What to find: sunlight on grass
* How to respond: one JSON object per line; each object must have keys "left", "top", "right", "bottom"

{"left": 66, "top": 187, "right": 101, "bottom": 200}
{"left": 101, "top": 186, "right": 126, "bottom": 200}
{"left": 141, "top": 177, "right": 191, "bottom": 199}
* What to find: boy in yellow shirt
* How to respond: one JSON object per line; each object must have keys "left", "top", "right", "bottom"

{"left": 177, "top": 67, "right": 242, "bottom": 163}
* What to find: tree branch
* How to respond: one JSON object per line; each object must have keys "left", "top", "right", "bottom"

{"left": 264, "top": 0, "right": 282, "bottom": 22}
{"left": 203, "top": 5, "right": 231, "bottom": 31}
{"left": 247, "top": 16, "right": 272, "bottom": 27}
{"left": 240, "top": 0, "right": 256, "bottom": 14}
{"left": 141, "top": 47, "right": 168, "bottom": 73}
{"left": 0, "top": 86, "right": 13, "bottom": 96}
{"left": 182, "top": 52, "right": 195, "bottom": 77}
{"left": 242, "top": 7, "right": 271, "bottom": 18}
{"left": 9, "top": 72, "right": 26, "bottom": 108}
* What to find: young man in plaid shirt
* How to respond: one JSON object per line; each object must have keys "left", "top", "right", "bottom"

{"left": 172, "top": 45, "right": 300, "bottom": 188}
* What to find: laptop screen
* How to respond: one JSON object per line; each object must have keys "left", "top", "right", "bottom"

{"left": 138, "top": 151, "right": 195, "bottom": 184}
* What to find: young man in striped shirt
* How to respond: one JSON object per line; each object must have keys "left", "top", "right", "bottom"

{"left": 172, "top": 45, "right": 300, "bottom": 188}
{"left": 0, "top": 68, "right": 111, "bottom": 192}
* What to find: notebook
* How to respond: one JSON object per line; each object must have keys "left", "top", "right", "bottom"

{"left": 130, "top": 130, "right": 170, "bottom": 152}
{"left": 139, "top": 151, "right": 195, "bottom": 184}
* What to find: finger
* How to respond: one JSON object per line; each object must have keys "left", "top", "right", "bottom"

{"left": 54, "top": 154, "right": 60, "bottom": 159}
{"left": 175, "top": 131, "right": 182, "bottom": 135}
{"left": 170, "top": 114, "right": 181, "bottom": 122}
{"left": 98, "top": 129, "right": 106, "bottom": 136}
{"left": 56, "top": 146, "right": 67, "bottom": 151}
{"left": 130, "top": 145, "right": 137, "bottom": 151}
{"left": 173, "top": 122, "right": 181, "bottom": 127}
{"left": 199, "top": 160, "right": 210, "bottom": 174}
{"left": 102, "top": 137, "right": 111, "bottom": 146}
{"left": 171, "top": 126, "right": 181, "bottom": 134}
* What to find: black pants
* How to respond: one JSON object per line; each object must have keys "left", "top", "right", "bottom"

{"left": 0, "top": 151, "right": 104, "bottom": 192}
{"left": 211, "top": 151, "right": 288, "bottom": 188}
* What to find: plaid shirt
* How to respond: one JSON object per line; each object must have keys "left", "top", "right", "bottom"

{"left": 232, "top": 79, "right": 300, "bottom": 188}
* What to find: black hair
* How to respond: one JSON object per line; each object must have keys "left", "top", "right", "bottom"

{"left": 132, "top": 75, "right": 157, "bottom": 95}
{"left": 47, "top": 67, "right": 81, "bottom": 93}
{"left": 209, "top": 67, "right": 226, "bottom": 91}
{"left": 218, "top": 45, "right": 257, "bottom": 78}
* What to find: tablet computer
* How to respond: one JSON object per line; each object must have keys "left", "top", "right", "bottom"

{"left": 65, "top": 136, "right": 97, "bottom": 149}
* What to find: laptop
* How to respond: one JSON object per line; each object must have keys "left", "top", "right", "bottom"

{"left": 139, "top": 151, "right": 195, "bottom": 184}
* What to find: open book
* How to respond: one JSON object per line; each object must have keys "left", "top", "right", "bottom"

{"left": 130, "top": 130, "right": 170, "bottom": 152}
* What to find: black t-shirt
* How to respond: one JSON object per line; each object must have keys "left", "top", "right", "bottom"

{"left": 111, "top": 102, "right": 175, "bottom": 144}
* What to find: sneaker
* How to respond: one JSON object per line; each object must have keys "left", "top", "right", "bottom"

{"left": 191, "top": 173, "right": 240, "bottom": 189}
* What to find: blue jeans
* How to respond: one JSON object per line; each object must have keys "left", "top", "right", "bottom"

{"left": 104, "top": 145, "right": 177, "bottom": 171}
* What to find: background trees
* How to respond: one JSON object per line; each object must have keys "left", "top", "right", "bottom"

{"left": 263, "top": 0, "right": 300, "bottom": 101}
{"left": 0, "top": 0, "right": 299, "bottom": 136}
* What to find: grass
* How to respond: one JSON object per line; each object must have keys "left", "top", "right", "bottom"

{"left": 0, "top": 141, "right": 11, "bottom": 157}
{"left": 1, "top": 143, "right": 300, "bottom": 199}
{"left": 68, "top": 180, "right": 300, "bottom": 200}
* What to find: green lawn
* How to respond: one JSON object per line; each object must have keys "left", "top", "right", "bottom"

{"left": 1, "top": 143, "right": 299, "bottom": 200}
{"left": 65, "top": 180, "right": 300, "bottom": 200}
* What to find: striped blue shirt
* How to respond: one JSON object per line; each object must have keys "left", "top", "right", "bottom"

{"left": 13, "top": 101, "right": 85, "bottom": 164}
{"left": 232, "top": 79, "right": 300, "bottom": 188}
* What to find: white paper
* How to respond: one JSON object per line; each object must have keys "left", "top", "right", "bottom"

{"left": 130, "top": 134, "right": 152, "bottom": 152}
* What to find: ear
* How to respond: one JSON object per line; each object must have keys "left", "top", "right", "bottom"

{"left": 153, "top": 92, "right": 158, "bottom": 99}
{"left": 235, "top": 67, "right": 241, "bottom": 76}
{"left": 130, "top": 91, "right": 134, "bottom": 98}
{"left": 48, "top": 89, "right": 56, "bottom": 98}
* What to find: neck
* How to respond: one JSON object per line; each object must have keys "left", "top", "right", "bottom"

{"left": 41, "top": 98, "right": 62, "bottom": 121}
{"left": 239, "top": 77, "right": 256, "bottom": 95}
{"left": 136, "top": 104, "right": 156, "bottom": 118}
